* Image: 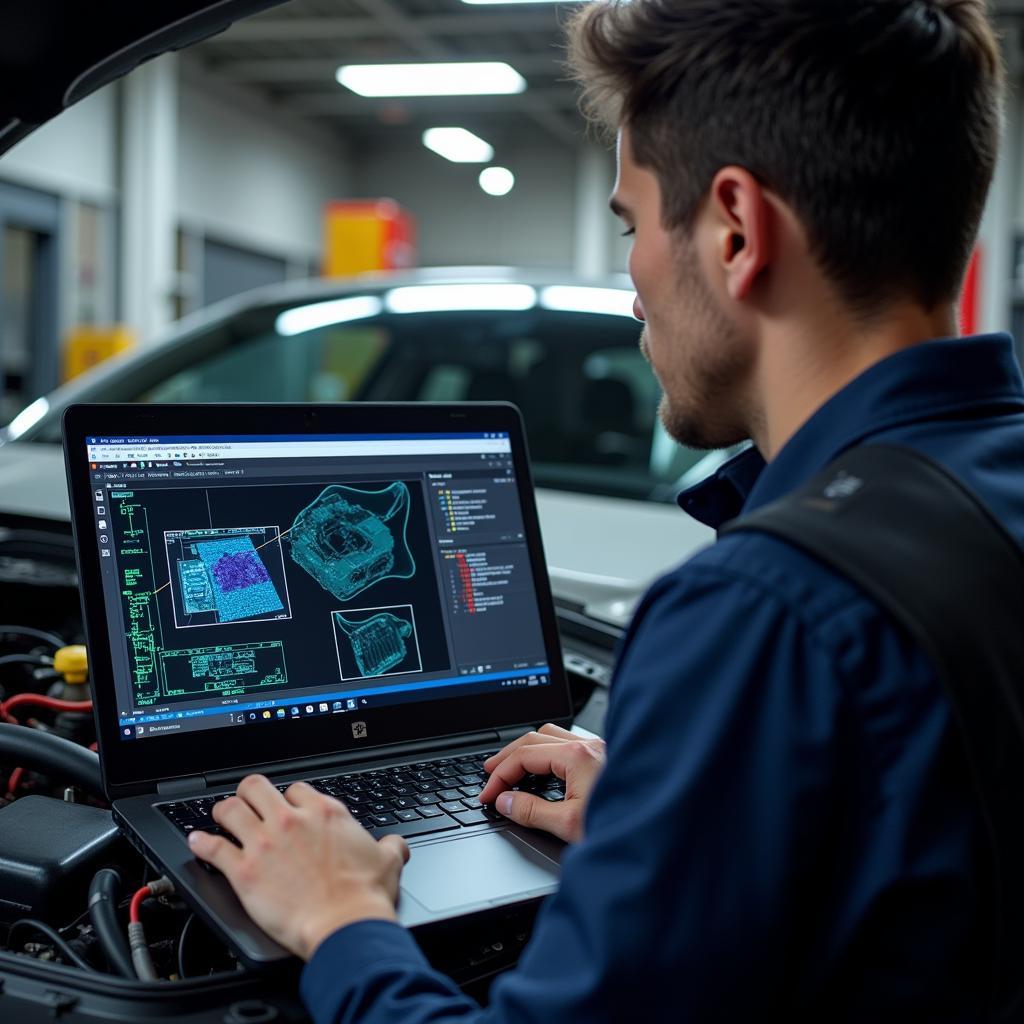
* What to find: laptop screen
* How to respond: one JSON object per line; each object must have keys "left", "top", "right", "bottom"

{"left": 82, "top": 430, "right": 553, "bottom": 745}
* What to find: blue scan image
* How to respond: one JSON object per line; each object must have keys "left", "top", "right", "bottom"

{"left": 289, "top": 482, "right": 414, "bottom": 601}
{"left": 193, "top": 535, "right": 285, "bottom": 623}
{"left": 334, "top": 611, "right": 414, "bottom": 678}
{"left": 178, "top": 559, "right": 215, "bottom": 614}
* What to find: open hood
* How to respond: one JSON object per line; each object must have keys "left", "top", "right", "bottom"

{"left": 0, "top": 0, "right": 286, "bottom": 155}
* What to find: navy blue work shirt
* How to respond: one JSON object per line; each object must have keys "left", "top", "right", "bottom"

{"left": 301, "top": 334, "right": 1024, "bottom": 1022}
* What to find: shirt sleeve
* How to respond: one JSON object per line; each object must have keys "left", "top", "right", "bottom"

{"left": 301, "top": 561, "right": 844, "bottom": 1023}
{"left": 300, "top": 920, "right": 479, "bottom": 1024}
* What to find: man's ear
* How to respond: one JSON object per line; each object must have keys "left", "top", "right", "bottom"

{"left": 708, "top": 167, "right": 773, "bottom": 302}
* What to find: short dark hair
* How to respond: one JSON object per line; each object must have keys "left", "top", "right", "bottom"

{"left": 568, "top": 0, "right": 1004, "bottom": 315}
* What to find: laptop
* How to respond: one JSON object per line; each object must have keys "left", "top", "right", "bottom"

{"left": 62, "top": 402, "right": 572, "bottom": 966}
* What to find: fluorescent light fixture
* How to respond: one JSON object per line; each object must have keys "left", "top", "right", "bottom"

{"left": 539, "top": 286, "right": 637, "bottom": 318}
{"left": 385, "top": 284, "right": 537, "bottom": 314}
{"left": 462, "top": 0, "right": 586, "bottom": 4}
{"left": 5, "top": 397, "right": 49, "bottom": 439}
{"left": 423, "top": 127, "right": 494, "bottom": 164}
{"left": 275, "top": 295, "right": 383, "bottom": 336}
{"left": 479, "top": 166, "right": 515, "bottom": 196}
{"left": 337, "top": 62, "right": 526, "bottom": 98}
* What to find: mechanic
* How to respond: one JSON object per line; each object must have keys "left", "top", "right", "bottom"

{"left": 188, "top": 0, "right": 1021, "bottom": 1019}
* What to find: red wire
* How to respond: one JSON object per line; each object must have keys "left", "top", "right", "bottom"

{"left": 129, "top": 885, "right": 151, "bottom": 924}
{"left": 0, "top": 696, "right": 96, "bottom": 796}
{"left": 0, "top": 694, "right": 92, "bottom": 724}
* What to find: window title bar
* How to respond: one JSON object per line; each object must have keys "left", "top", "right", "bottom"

{"left": 86, "top": 433, "right": 512, "bottom": 462}
{"left": 87, "top": 433, "right": 506, "bottom": 444}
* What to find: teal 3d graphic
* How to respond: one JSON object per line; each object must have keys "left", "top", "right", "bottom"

{"left": 289, "top": 482, "right": 415, "bottom": 601}
{"left": 177, "top": 535, "right": 284, "bottom": 623}
{"left": 334, "top": 611, "right": 414, "bottom": 677}
{"left": 178, "top": 558, "right": 215, "bottom": 613}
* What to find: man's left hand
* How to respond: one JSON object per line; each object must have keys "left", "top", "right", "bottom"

{"left": 188, "top": 774, "right": 409, "bottom": 960}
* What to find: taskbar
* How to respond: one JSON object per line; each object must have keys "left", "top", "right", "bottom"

{"left": 118, "top": 665, "right": 552, "bottom": 740}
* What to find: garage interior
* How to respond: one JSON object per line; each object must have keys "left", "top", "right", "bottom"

{"left": 1, "top": 1, "right": 1024, "bottom": 1020}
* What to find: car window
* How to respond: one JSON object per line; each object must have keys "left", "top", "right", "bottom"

{"left": 351, "top": 309, "right": 708, "bottom": 500}
{"left": 140, "top": 326, "right": 389, "bottom": 404}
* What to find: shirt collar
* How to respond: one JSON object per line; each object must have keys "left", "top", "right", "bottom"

{"left": 677, "top": 333, "right": 1024, "bottom": 530}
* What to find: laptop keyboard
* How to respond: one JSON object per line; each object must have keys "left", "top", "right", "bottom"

{"left": 159, "top": 750, "right": 566, "bottom": 844}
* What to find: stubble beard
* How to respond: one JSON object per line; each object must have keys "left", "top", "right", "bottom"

{"left": 643, "top": 243, "right": 751, "bottom": 452}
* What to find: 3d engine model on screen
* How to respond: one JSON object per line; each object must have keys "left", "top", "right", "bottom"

{"left": 288, "top": 482, "right": 415, "bottom": 601}
{"left": 334, "top": 610, "right": 414, "bottom": 677}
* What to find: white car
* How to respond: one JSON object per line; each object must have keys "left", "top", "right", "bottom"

{"left": 0, "top": 269, "right": 719, "bottom": 634}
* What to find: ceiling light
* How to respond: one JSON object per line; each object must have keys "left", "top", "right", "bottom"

{"left": 462, "top": 0, "right": 586, "bottom": 3}
{"left": 385, "top": 284, "right": 537, "bottom": 314}
{"left": 423, "top": 127, "right": 494, "bottom": 164}
{"left": 275, "top": 296, "right": 383, "bottom": 336}
{"left": 479, "top": 167, "right": 515, "bottom": 196}
{"left": 539, "top": 286, "right": 637, "bottom": 318}
{"left": 336, "top": 63, "right": 526, "bottom": 98}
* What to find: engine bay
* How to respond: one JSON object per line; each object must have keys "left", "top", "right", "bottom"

{"left": 0, "top": 511, "right": 613, "bottom": 1019}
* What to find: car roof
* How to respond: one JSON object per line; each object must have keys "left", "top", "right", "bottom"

{"left": 0, "top": 0, "right": 285, "bottom": 155}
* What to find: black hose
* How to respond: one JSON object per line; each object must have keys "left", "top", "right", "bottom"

{"left": 0, "top": 723, "right": 102, "bottom": 798}
{"left": 0, "top": 626, "right": 65, "bottom": 649}
{"left": 88, "top": 869, "right": 134, "bottom": 978}
{"left": 8, "top": 918, "right": 99, "bottom": 973}
{"left": 177, "top": 912, "right": 196, "bottom": 979}
{"left": 0, "top": 654, "right": 52, "bottom": 669}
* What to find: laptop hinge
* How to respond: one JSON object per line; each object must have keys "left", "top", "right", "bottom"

{"left": 156, "top": 774, "right": 207, "bottom": 797}
{"left": 202, "top": 730, "right": 504, "bottom": 789}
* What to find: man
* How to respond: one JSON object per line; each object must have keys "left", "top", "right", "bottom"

{"left": 189, "top": 0, "right": 1022, "bottom": 1019}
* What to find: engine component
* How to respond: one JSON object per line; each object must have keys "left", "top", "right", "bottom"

{"left": 334, "top": 611, "right": 413, "bottom": 677}
{"left": 49, "top": 645, "right": 89, "bottom": 698}
{"left": 0, "top": 723, "right": 101, "bottom": 797}
{"left": 0, "top": 796, "right": 119, "bottom": 923}
{"left": 128, "top": 876, "right": 175, "bottom": 980}
{"left": 289, "top": 482, "right": 414, "bottom": 601}
{"left": 88, "top": 867, "right": 135, "bottom": 978}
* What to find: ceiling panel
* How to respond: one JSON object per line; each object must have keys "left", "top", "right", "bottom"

{"left": 195, "top": 0, "right": 586, "bottom": 146}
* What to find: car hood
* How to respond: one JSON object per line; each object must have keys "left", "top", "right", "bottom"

{"left": 0, "top": 1, "right": 286, "bottom": 154}
{"left": 0, "top": 442, "right": 714, "bottom": 628}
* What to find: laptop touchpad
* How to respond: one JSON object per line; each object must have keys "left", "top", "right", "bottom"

{"left": 402, "top": 831, "right": 558, "bottom": 912}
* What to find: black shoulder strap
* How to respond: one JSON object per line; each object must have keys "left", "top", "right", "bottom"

{"left": 720, "top": 444, "right": 1024, "bottom": 1020}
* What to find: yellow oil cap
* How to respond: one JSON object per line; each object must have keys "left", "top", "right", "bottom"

{"left": 53, "top": 645, "right": 89, "bottom": 685}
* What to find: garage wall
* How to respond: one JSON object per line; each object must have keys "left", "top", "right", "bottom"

{"left": 349, "top": 142, "right": 580, "bottom": 269}
{"left": 1, "top": 87, "right": 118, "bottom": 204}
{"left": 177, "top": 66, "right": 351, "bottom": 266}
{"left": 1, "top": 89, "right": 120, "bottom": 382}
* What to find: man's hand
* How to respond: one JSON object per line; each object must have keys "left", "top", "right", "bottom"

{"left": 479, "top": 723, "right": 606, "bottom": 844}
{"left": 187, "top": 775, "right": 409, "bottom": 961}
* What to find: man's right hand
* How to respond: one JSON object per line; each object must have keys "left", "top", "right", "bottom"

{"left": 478, "top": 723, "right": 606, "bottom": 844}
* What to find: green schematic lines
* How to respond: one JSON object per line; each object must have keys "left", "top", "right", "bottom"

{"left": 289, "top": 482, "right": 415, "bottom": 601}
{"left": 160, "top": 641, "right": 289, "bottom": 698}
{"left": 115, "top": 494, "right": 166, "bottom": 705}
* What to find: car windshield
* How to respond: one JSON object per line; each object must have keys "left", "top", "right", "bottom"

{"left": 26, "top": 301, "right": 711, "bottom": 501}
